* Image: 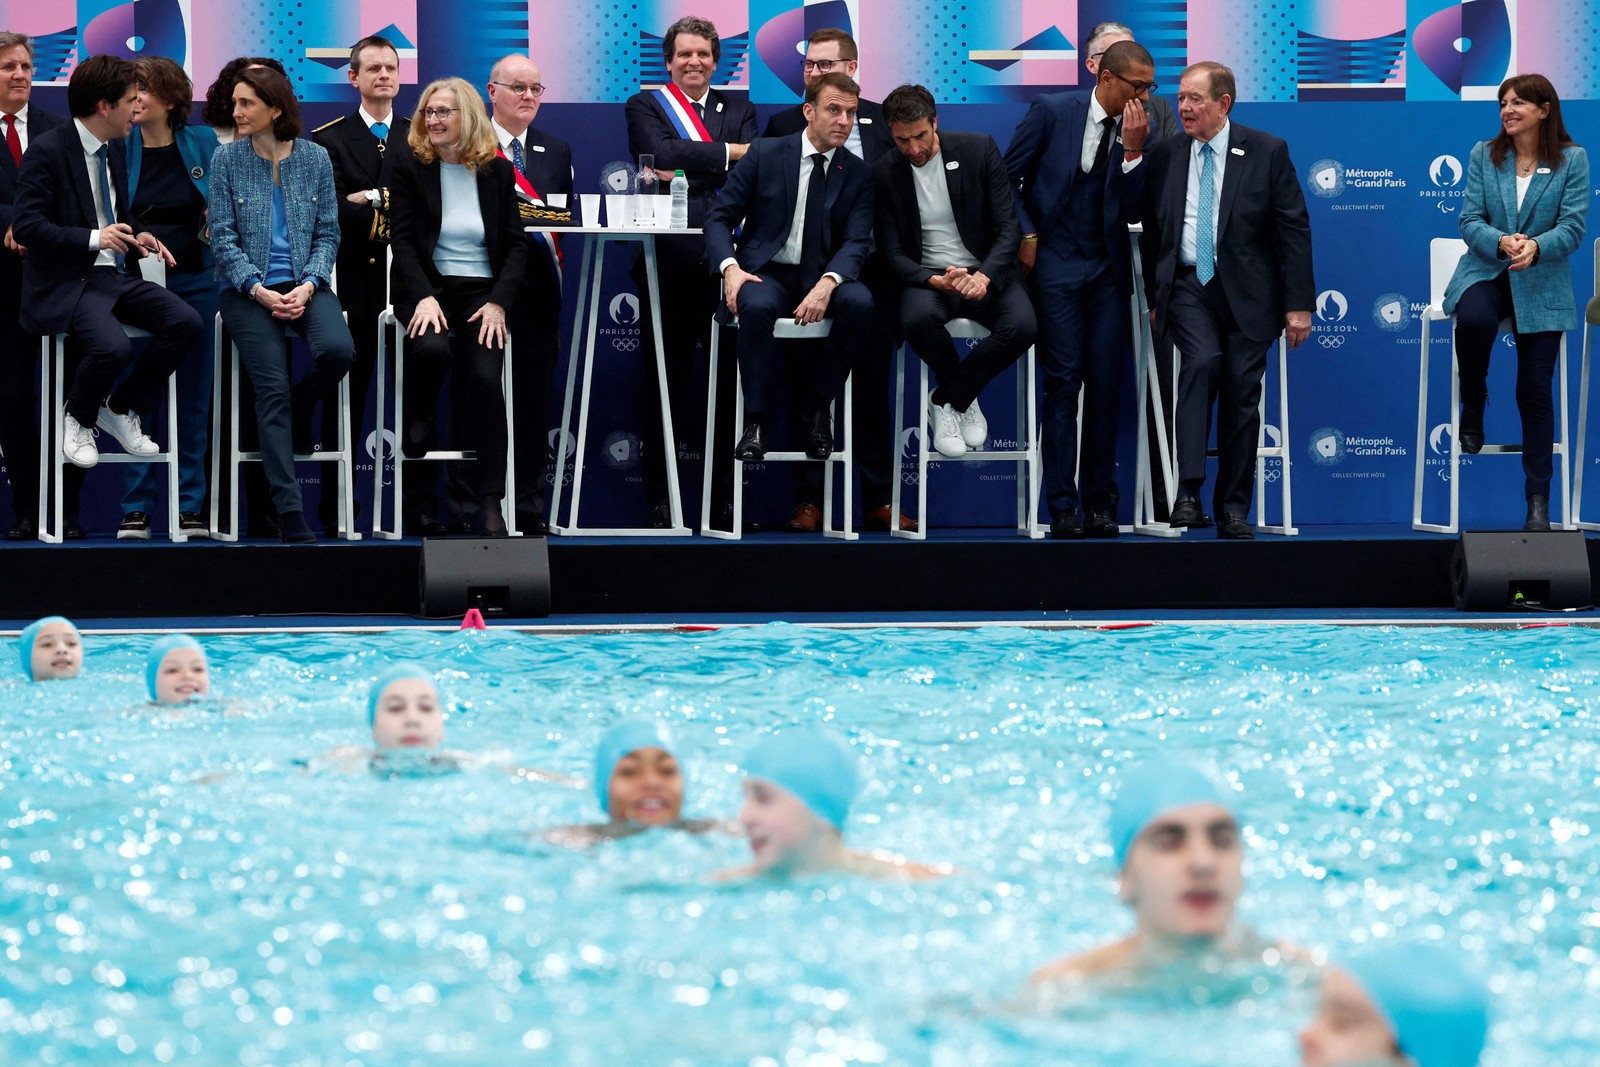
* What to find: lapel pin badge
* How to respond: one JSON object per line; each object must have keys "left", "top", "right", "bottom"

{"left": 191, "top": 166, "right": 204, "bottom": 180}
{"left": 1230, "top": 147, "right": 1245, "bottom": 156}
{"left": 860, "top": 117, "right": 873, "bottom": 124}
{"left": 1536, "top": 166, "right": 1552, "bottom": 174}
{"left": 716, "top": 101, "right": 724, "bottom": 113}
{"left": 532, "top": 144, "right": 546, "bottom": 152}
{"left": 945, "top": 160, "right": 960, "bottom": 170}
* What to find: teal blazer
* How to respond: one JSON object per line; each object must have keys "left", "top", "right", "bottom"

{"left": 1443, "top": 140, "right": 1590, "bottom": 334}
{"left": 126, "top": 123, "right": 221, "bottom": 269}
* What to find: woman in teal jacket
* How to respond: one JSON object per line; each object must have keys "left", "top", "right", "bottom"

{"left": 117, "top": 57, "right": 220, "bottom": 541}
{"left": 1442, "top": 73, "right": 1589, "bottom": 531}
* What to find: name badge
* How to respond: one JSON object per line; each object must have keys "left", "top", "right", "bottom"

{"left": 716, "top": 101, "right": 723, "bottom": 113}
{"left": 1230, "top": 147, "right": 1245, "bottom": 156}
{"left": 1536, "top": 166, "right": 1552, "bottom": 174}
{"left": 945, "top": 160, "right": 959, "bottom": 170}
{"left": 532, "top": 144, "right": 546, "bottom": 152}
{"left": 859, "top": 117, "right": 873, "bottom": 125}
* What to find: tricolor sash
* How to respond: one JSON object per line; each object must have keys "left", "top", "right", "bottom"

{"left": 654, "top": 82, "right": 712, "bottom": 141}
{"left": 498, "top": 145, "right": 563, "bottom": 291}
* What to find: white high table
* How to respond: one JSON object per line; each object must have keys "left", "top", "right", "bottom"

{"left": 536, "top": 224, "right": 702, "bottom": 537}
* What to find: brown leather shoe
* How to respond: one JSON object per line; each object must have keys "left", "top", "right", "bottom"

{"left": 865, "top": 504, "right": 917, "bottom": 532}
{"left": 783, "top": 502, "right": 822, "bottom": 532}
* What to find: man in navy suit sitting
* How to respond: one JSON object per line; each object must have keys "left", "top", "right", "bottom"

{"left": 705, "top": 71, "right": 874, "bottom": 463}
{"left": 12, "top": 54, "right": 201, "bottom": 485}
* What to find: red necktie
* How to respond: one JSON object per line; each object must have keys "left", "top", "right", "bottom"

{"left": 4, "top": 115, "right": 21, "bottom": 168}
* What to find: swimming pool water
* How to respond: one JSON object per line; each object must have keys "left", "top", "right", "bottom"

{"left": 2, "top": 623, "right": 1598, "bottom": 1065}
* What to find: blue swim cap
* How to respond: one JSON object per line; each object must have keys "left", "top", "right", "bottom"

{"left": 743, "top": 725, "right": 859, "bottom": 831}
{"left": 594, "top": 718, "right": 675, "bottom": 813}
{"left": 1343, "top": 945, "right": 1490, "bottom": 1067}
{"left": 367, "top": 663, "right": 437, "bottom": 724}
{"left": 146, "top": 634, "right": 204, "bottom": 702}
{"left": 19, "top": 616, "right": 78, "bottom": 681}
{"left": 1109, "top": 757, "right": 1234, "bottom": 869}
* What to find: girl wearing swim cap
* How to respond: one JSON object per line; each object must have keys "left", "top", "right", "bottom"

{"left": 716, "top": 725, "right": 950, "bottom": 880}
{"left": 147, "top": 635, "right": 210, "bottom": 704}
{"left": 20, "top": 617, "right": 83, "bottom": 682}
{"left": 1300, "top": 945, "right": 1489, "bottom": 1067}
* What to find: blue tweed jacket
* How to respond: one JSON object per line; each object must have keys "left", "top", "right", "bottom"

{"left": 207, "top": 137, "right": 339, "bottom": 294}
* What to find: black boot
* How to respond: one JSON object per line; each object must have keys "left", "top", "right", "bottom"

{"left": 1524, "top": 495, "right": 1550, "bottom": 532}
{"left": 1458, "top": 395, "right": 1485, "bottom": 455}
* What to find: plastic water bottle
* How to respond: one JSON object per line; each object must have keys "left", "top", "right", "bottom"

{"left": 669, "top": 170, "right": 689, "bottom": 230}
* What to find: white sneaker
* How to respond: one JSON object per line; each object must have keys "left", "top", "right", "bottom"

{"left": 62, "top": 413, "right": 99, "bottom": 468}
{"left": 957, "top": 398, "right": 988, "bottom": 449}
{"left": 96, "top": 406, "right": 159, "bottom": 456}
{"left": 929, "top": 400, "right": 966, "bottom": 458}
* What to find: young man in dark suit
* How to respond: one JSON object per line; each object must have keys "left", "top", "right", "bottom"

{"left": 312, "top": 34, "right": 403, "bottom": 533}
{"left": 873, "top": 84, "right": 1036, "bottom": 461}
{"left": 761, "top": 28, "right": 909, "bottom": 533}
{"left": 12, "top": 54, "right": 201, "bottom": 534}
{"left": 624, "top": 15, "right": 757, "bottom": 530}
{"left": 705, "top": 71, "right": 874, "bottom": 463}
{"left": 1140, "top": 62, "right": 1313, "bottom": 539}
{"left": 0, "top": 32, "right": 66, "bottom": 539}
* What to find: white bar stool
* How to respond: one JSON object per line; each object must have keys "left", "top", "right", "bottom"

{"left": 1566, "top": 239, "right": 1600, "bottom": 529}
{"left": 1413, "top": 237, "right": 1571, "bottom": 533}
{"left": 891, "top": 318, "right": 1041, "bottom": 540}
{"left": 207, "top": 313, "right": 363, "bottom": 542}
{"left": 701, "top": 315, "right": 854, "bottom": 540}
{"left": 371, "top": 308, "right": 518, "bottom": 539}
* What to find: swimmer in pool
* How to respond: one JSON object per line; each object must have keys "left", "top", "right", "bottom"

{"left": 714, "top": 725, "right": 951, "bottom": 881}
{"left": 544, "top": 718, "right": 735, "bottom": 846}
{"left": 1299, "top": 944, "right": 1489, "bottom": 1067}
{"left": 1031, "top": 757, "right": 1295, "bottom": 982}
{"left": 147, "top": 635, "right": 210, "bottom": 704}
{"left": 19, "top": 616, "right": 83, "bottom": 682}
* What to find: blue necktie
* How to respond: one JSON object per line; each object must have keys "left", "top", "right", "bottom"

{"left": 1196, "top": 143, "right": 1215, "bottom": 285}
{"left": 371, "top": 121, "right": 388, "bottom": 141}
{"left": 95, "top": 144, "right": 124, "bottom": 271}
{"left": 510, "top": 135, "right": 526, "bottom": 177}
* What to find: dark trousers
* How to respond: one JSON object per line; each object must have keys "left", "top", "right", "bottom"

{"left": 1163, "top": 268, "right": 1271, "bottom": 519}
{"left": 402, "top": 277, "right": 510, "bottom": 501}
{"left": 1031, "top": 245, "right": 1127, "bottom": 516}
{"left": 900, "top": 281, "right": 1036, "bottom": 413}
{"left": 319, "top": 254, "right": 387, "bottom": 526}
{"left": 733, "top": 264, "right": 871, "bottom": 418}
{"left": 64, "top": 268, "right": 202, "bottom": 426}
{"left": 219, "top": 285, "right": 354, "bottom": 516}
{"left": 1454, "top": 273, "right": 1561, "bottom": 499}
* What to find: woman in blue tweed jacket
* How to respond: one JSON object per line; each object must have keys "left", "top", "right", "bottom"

{"left": 208, "top": 65, "right": 354, "bottom": 544}
{"left": 1443, "top": 73, "right": 1589, "bottom": 532}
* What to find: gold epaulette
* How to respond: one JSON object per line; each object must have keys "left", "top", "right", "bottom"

{"left": 312, "top": 115, "right": 346, "bottom": 134}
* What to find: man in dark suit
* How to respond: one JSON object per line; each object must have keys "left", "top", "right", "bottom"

{"left": 1004, "top": 40, "right": 1156, "bottom": 539}
{"left": 0, "top": 32, "right": 66, "bottom": 539}
{"left": 1082, "top": 22, "right": 1180, "bottom": 142}
{"left": 12, "top": 54, "right": 201, "bottom": 531}
{"left": 761, "top": 27, "right": 908, "bottom": 533}
{"left": 873, "top": 84, "right": 1035, "bottom": 461}
{"left": 1141, "top": 61, "right": 1313, "bottom": 539}
{"left": 625, "top": 15, "right": 757, "bottom": 529}
{"left": 704, "top": 71, "right": 874, "bottom": 463}
{"left": 312, "top": 34, "right": 402, "bottom": 533}
{"left": 481, "top": 52, "right": 573, "bottom": 535}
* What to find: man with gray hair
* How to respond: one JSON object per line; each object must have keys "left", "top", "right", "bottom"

{"left": 1082, "top": 22, "right": 1179, "bottom": 142}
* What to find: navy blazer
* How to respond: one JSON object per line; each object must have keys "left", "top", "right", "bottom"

{"left": 0, "top": 106, "right": 66, "bottom": 299}
{"left": 625, "top": 86, "right": 757, "bottom": 228}
{"left": 703, "top": 133, "right": 873, "bottom": 284}
{"left": 12, "top": 121, "right": 144, "bottom": 336}
{"left": 762, "top": 98, "right": 895, "bottom": 165}
{"left": 1443, "top": 141, "right": 1590, "bottom": 334}
{"left": 1140, "top": 122, "right": 1316, "bottom": 345}
{"left": 873, "top": 129, "right": 1021, "bottom": 290}
{"left": 1003, "top": 89, "right": 1148, "bottom": 296}
{"left": 386, "top": 147, "right": 528, "bottom": 323}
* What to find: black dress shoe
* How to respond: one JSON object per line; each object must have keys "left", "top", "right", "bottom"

{"left": 5, "top": 517, "right": 37, "bottom": 541}
{"left": 1458, "top": 397, "right": 1485, "bottom": 455}
{"left": 279, "top": 509, "right": 318, "bottom": 544}
{"left": 63, "top": 519, "right": 86, "bottom": 541}
{"left": 735, "top": 418, "right": 766, "bottom": 462}
{"left": 804, "top": 408, "right": 833, "bottom": 460}
{"left": 517, "top": 512, "right": 550, "bottom": 536}
{"left": 417, "top": 517, "right": 450, "bottom": 537}
{"left": 647, "top": 503, "right": 672, "bottom": 529}
{"left": 1168, "top": 495, "right": 1213, "bottom": 528}
{"left": 1217, "top": 514, "right": 1255, "bottom": 539}
{"left": 1084, "top": 510, "right": 1120, "bottom": 538}
{"left": 1524, "top": 494, "right": 1551, "bottom": 532}
{"left": 1050, "top": 512, "right": 1085, "bottom": 539}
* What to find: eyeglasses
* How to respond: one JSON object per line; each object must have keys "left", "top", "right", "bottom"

{"left": 1107, "top": 69, "right": 1158, "bottom": 95}
{"left": 802, "top": 59, "right": 841, "bottom": 72}
{"left": 422, "top": 107, "right": 457, "bottom": 120}
{"left": 491, "top": 81, "right": 545, "bottom": 99}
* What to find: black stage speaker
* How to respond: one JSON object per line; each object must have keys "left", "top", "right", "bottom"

{"left": 419, "top": 538, "right": 551, "bottom": 618}
{"left": 1451, "top": 530, "right": 1591, "bottom": 611}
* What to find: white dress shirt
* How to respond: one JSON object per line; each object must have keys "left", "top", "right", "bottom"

{"left": 74, "top": 118, "right": 118, "bottom": 266}
{"left": 1080, "top": 91, "right": 1144, "bottom": 176}
{"left": 1181, "top": 120, "right": 1230, "bottom": 268}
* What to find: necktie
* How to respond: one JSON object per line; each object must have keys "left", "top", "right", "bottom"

{"left": 692, "top": 101, "right": 705, "bottom": 124}
{"left": 510, "top": 136, "right": 526, "bottom": 177}
{"left": 798, "top": 154, "right": 828, "bottom": 287}
{"left": 95, "top": 144, "right": 124, "bottom": 271}
{"left": 1196, "top": 143, "right": 1216, "bottom": 284}
{"left": 372, "top": 121, "right": 388, "bottom": 141}
{"left": 1090, "top": 115, "right": 1115, "bottom": 173}
{"left": 4, "top": 115, "right": 20, "bottom": 168}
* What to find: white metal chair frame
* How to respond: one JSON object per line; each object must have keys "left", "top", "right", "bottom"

{"left": 1414, "top": 236, "right": 1571, "bottom": 533}
{"left": 207, "top": 313, "right": 363, "bottom": 542}
{"left": 891, "top": 318, "right": 1042, "bottom": 540}
{"left": 1567, "top": 239, "right": 1600, "bottom": 529}
{"left": 701, "top": 314, "right": 855, "bottom": 540}
{"left": 371, "top": 308, "right": 518, "bottom": 539}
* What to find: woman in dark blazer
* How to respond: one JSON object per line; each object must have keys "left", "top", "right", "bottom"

{"left": 1443, "top": 73, "right": 1589, "bottom": 531}
{"left": 388, "top": 76, "right": 526, "bottom": 536}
